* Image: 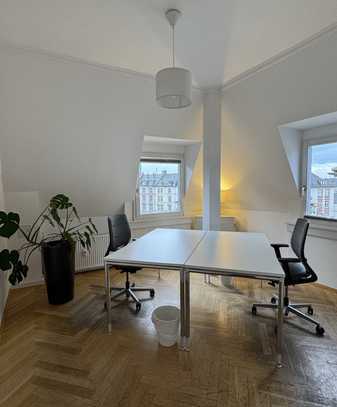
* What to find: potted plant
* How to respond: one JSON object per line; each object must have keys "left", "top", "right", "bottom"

{"left": 0, "top": 194, "right": 97, "bottom": 304}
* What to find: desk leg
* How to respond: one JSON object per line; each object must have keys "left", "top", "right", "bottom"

{"left": 276, "top": 278, "right": 284, "bottom": 368}
{"left": 179, "top": 268, "right": 185, "bottom": 349}
{"left": 105, "top": 262, "right": 112, "bottom": 333}
{"left": 184, "top": 269, "right": 191, "bottom": 350}
{"left": 179, "top": 268, "right": 191, "bottom": 351}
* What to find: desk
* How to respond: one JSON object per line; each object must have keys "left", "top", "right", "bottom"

{"left": 104, "top": 228, "right": 284, "bottom": 367}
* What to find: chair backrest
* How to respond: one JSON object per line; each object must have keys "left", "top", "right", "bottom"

{"left": 290, "top": 218, "right": 309, "bottom": 260}
{"left": 106, "top": 214, "right": 131, "bottom": 254}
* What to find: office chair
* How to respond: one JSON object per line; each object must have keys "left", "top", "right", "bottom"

{"left": 252, "top": 218, "right": 325, "bottom": 336}
{"left": 105, "top": 214, "right": 155, "bottom": 312}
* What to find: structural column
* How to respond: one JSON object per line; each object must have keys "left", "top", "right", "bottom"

{"left": 202, "top": 88, "right": 221, "bottom": 231}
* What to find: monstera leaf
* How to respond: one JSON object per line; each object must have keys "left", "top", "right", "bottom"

{"left": 0, "top": 249, "right": 28, "bottom": 285}
{"left": 8, "top": 260, "right": 29, "bottom": 285}
{"left": 50, "top": 194, "right": 72, "bottom": 210}
{"left": 0, "top": 212, "right": 20, "bottom": 238}
{"left": 0, "top": 193, "right": 97, "bottom": 287}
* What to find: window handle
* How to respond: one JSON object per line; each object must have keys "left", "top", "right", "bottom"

{"left": 300, "top": 185, "right": 307, "bottom": 198}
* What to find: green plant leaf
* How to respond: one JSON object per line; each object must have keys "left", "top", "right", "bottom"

{"left": 89, "top": 218, "right": 98, "bottom": 234}
{"left": 0, "top": 211, "right": 20, "bottom": 238}
{"left": 84, "top": 231, "right": 91, "bottom": 249}
{"left": 0, "top": 249, "right": 21, "bottom": 272}
{"left": 50, "top": 194, "right": 72, "bottom": 210}
{"left": 50, "top": 208, "right": 61, "bottom": 225}
{"left": 64, "top": 231, "right": 76, "bottom": 247}
{"left": 72, "top": 206, "right": 81, "bottom": 222}
{"left": 0, "top": 249, "right": 11, "bottom": 271}
{"left": 77, "top": 232, "right": 86, "bottom": 248}
{"left": 9, "top": 250, "right": 19, "bottom": 264}
{"left": 2, "top": 251, "right": 29, "bottom": 286}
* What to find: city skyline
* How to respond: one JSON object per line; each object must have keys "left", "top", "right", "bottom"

{"left": 311, "top": 142, "right": 337, "bottom": 179}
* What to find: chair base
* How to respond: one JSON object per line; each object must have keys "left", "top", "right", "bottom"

{"left": 109, "top": 282, "right": 155, "bottom": 312}
{"left": 252, "top": 295, "right": 325, "bottom": 336}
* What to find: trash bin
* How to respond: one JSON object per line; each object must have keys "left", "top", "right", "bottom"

{"left": 151, "top": 305, "right": 180, "bottom": 347}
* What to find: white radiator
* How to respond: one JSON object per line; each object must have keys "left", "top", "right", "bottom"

{"left": 75, "top": 234, "right": 109, "bottom": 272}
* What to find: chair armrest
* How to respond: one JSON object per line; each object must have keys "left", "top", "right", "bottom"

{"left": 279, "top": 257, "right": 302, "bottom": 264}
{"left": 271, "top": 244, "right": 289, "bottom": 248}
{"left": 270, "top": 243, "right": 289, "bottom": 259}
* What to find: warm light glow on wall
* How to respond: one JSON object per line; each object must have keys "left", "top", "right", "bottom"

{"left": 221, "top": 180, "right": 232, "bottom": 192}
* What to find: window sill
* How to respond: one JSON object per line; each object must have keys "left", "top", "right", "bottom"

{"left": 130, "top": 215, "right": 193, "bottom": 231}
{"left": 287, "top": 219, "right": 337, "bottom": 241}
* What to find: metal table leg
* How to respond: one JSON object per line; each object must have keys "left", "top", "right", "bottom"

{"left": 276, "top": 278, "right": 284, "bottom": 368}
{"left": 179, "top": 268, "right": 186, "bottom": 349}
{"left": 184, "top": 269, "right": 191, "bottom": 350}
{"left": 105, "top": 261, "right": 112, "bottom": 333}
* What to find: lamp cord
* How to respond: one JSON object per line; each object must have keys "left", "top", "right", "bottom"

{"left": 171, "top": 24, "right": 175, "bottom": 67}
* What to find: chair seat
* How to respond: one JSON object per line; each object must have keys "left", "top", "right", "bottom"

{"left": 284, "top": 262, "right": 317, "bottom": 286}
{"left": 119, "top": 266, "right": 141, "bottom": 274}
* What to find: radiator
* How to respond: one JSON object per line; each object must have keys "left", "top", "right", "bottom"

{"left": 75, "top": 234, "right": 109, "bottom": 272}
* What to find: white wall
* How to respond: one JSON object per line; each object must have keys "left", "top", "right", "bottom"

{"left": 219, "top": 28, "right": 337, "bottom": 288}
{"left": 279, "top": 126, "right": 303, "bottom": 191}
{"left": 0, "top": 45, "right": 203, "bottom": 285}
{"left": 0, "top": 159, "right": 9, "bottom": 322}
{"left": 0, "top": 45, "right": 203, "bottom": 220}
{"left": 3, "top": 27, "right": 337, "bottom": 290}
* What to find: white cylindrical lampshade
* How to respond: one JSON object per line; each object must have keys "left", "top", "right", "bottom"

{"left": 156, "top": 67, "right": 192, "bottom": 109}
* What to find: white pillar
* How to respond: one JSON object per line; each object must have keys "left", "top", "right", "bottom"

{"left": 202, "top": 89, "right": 221, "bottom": 231}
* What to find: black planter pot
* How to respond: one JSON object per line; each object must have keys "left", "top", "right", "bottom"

{"left": 42, "top": 239, "right": 75, "bottom": 305}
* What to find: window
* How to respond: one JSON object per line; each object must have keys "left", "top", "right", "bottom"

{"left": 304, "top": 140, "right": 337, "bottom": 220}
{"left": 136, "top": 157, "right": 183, "bottom": 216}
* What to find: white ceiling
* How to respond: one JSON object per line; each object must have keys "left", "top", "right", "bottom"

{"left": 0, "top": 0, "right": 337, "bottom": 88}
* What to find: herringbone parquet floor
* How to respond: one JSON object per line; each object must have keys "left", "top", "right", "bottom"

{"left": 1, "top": 269, "right": 337, "bottom": 407}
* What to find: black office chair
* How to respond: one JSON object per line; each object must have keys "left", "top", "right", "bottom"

{"left": 105, "top": 214, "right": 155, "bottom": 312}
{"left": 252, "top": 218, "right": 325, "bottom": 336}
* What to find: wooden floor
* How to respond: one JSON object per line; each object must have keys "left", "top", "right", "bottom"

{"left": 1, "top": 269, "right": 337, "bottom": 407}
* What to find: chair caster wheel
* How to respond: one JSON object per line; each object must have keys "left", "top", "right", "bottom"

{"left": 308, "top": 306, "right": 314, "bottom": 315}
{"left": 316, "top": 325, "right": 325, "bottom": 336}
{"left": 252, "top": 305, "right": 257, "bottom": 315}
{"left": 271, "top": 297, "right": 277, "bottom": 304}
{"left": 150, "top": 289, "right": 155, "bottom": 298}
{"left": 136, "top": 303, "right": 141, "bottom": 313}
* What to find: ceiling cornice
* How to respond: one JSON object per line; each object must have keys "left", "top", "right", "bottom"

{"left": 0, "top": 40, "right": 155, "bottom": 80}
{"left": 0, "top": 40, "right": 203, "bottom": 92}
{"left": 220, "top": 20, "right": 337, "bottom": 92}
{"left": 1, "top": 19, "right": 337, "bottom": 95}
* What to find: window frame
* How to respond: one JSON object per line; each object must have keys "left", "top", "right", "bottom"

{"left": 135, "top": 153, "right": 185, "bottom": 220}
{"left": 302, "top": 134, "right": 337, "bottom": 222}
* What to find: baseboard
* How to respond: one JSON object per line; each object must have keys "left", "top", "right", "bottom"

{"left": 11, "top": 279, "right": 45, "bottom": 289}
{"left": 16, "top": 267, "right": 114, "bottom": 289}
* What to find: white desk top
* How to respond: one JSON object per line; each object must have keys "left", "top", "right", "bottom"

{"left": 185, "top": 231, "right": 283, "bottom": 279}
{"left": 105, "top": 228, "right": 283, "bottom": 279}
{"left": 104, "top": 228, "right": 206, "bottom": 269}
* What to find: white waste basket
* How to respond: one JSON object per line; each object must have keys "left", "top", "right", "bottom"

{"left": 151, "top": 305, "right": 180, "bottom": 347}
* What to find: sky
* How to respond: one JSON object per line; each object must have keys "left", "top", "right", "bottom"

{"left": 140, "top": 162, "right": 179, "bottom": 175}
{"left": 311, "top": 142, "right": 337, "bottom": 179}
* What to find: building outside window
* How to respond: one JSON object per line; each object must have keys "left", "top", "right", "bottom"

{"left": 305, "top": 140, "right": 337, "bottom": 220}
{"left": 136, "top": 157, "right": 183, "bottom": 216}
